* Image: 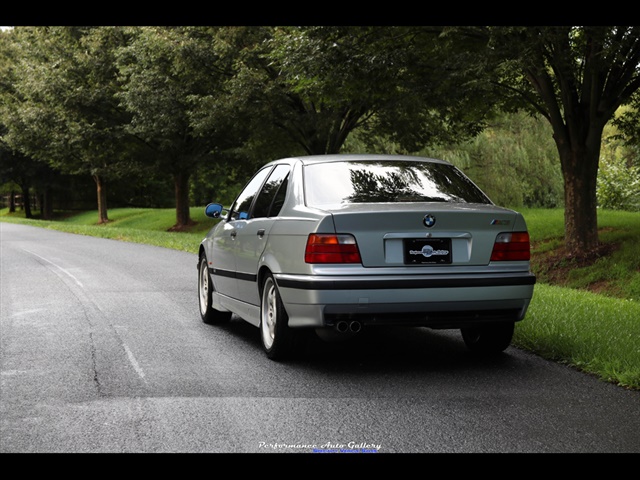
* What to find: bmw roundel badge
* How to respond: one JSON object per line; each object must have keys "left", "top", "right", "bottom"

{"left": 423, "top": 214, "right": 436, "bottom": 228}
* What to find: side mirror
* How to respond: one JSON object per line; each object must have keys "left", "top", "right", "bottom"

{"left": 204, "top": 203, "right": 226, "bottom": 219}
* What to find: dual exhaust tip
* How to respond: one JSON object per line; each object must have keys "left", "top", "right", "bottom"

{"left": 335, "top": 320, "right": 362, "bottom": 334}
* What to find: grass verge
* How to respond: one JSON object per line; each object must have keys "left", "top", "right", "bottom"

{"left": 0, "top": 207, "right": 211, "bottom": 253}
{"left": 525, "top": 208, "right": 640, "bottom": 301}
{"left": 514, "top": 284, "right": 640, "bottom": 389}
{"left": 1, "top": 206, "right": 639, "bottom": 390}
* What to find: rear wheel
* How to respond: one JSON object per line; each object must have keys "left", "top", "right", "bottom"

{"left": 260, "top": 274, "right": 298, "bottom": 360}
{"left": 461, "top": 322, "right": 514, "bottom": 354}
{"left": 198, "top": 253, "right": 232, "bottom": 325}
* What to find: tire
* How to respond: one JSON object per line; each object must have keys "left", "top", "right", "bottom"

{"left": 198, "top": 253, "right": 232, "bottom": 325}
{"left": 260, "top": 274, "right": 298, "bottom": 360}
{"left": 461, "top": 322, "right": 514, "bottom": 354}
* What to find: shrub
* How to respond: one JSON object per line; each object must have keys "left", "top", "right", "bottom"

{"left": 597, "top": 155, "right": 640, "bottom": 211}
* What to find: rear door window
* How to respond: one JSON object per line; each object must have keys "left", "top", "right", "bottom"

{"left": 252, "top": 164, "right": 290, "bottom": 218}
{"left": 229, "top": 166, "right": 273, "bottom": 221}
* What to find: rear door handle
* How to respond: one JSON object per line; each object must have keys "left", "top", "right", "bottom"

{"left": 230, "top": 231, "right": 237, "bottom": 239}
{"left": 257, "top": 229, "right": 266, "bottom": 237}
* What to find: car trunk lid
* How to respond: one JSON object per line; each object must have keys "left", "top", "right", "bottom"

{"left": 328, "top": 203, "right": 521, "bottom": 267}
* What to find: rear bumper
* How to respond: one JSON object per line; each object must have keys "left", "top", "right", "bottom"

{"left": 274, "top": 272, "right": 535, "bottom": 329}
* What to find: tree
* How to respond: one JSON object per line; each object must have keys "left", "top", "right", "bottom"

{"left": 613, "top": 94, "right": 640, "bottom": 148}
{"left": 116, "top": 27, "right": 238, "bottom": 229}
{"left": 1, "top": 27, "right": 56, "bottom": 219}
{"left": 597, "top": 112, "right": 640, "bottom": 211}
{"left": 451, "top": 26, "right": 640, "bottom": 254}
{"left": 0, "top": 139, "right": 60, "bottom": 219}
{"left": 3, "top": 26, "right": 136, "bottom": 224}
{"left": 213, "top": 27, "right": 487, "bottom": 157}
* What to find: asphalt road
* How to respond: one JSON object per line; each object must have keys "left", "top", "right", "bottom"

{"left": 1, "top": 222, "right": 638, "bottom": 454}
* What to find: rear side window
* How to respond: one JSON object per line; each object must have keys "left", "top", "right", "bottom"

{"left": 251, "top": 164, "right": 290, "bottom": 218}
{"left": 304, "top": 160, "right": 491, "bottom": 207}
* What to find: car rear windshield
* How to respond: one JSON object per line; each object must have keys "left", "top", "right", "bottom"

{"left": 304, "top": 160, "right": 492, "bottom": 207}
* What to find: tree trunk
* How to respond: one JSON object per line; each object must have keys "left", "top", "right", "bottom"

{"left": 21, "top": 185, "right": 33, "bottom": 219}
{"left": 9, "top": 190, "right": 16, "bottom": 213}
{"left": 558, "top": 143, "right": 600, "bottom": 255}
{"left": 173, "top": 170, "right": 193, "bottom": 229}
{"left": 40, "top": 187, "right": 54, "bottom": 220}
{"left": 93, "top": 175, "right": 109, "bottom": 224}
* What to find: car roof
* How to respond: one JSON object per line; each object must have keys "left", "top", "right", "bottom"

{"left": 267, "top": 154, "right": 452, "bottom": 167}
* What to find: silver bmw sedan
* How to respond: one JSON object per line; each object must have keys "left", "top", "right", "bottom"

{"left": 198, "top": 155, "right": 536, "bottom": 360}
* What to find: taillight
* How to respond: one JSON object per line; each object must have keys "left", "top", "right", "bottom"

{"left": 305, "top": 234, "right": 362, "bottom": 264}
{"left": 490, "top": 232, "right": 531, "bottom": 261}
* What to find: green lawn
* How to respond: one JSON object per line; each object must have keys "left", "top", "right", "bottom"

{"left": 523, "top": 208, "right": 640, "bottom": 300}
{"left": 0, "top": 207, "right": 212, "bottom": 253}
{"left": 2, "top": 206, "right": 639, "bottom": 390}
{"left": 515, "top": 284, "right": 640, "bottom": 389}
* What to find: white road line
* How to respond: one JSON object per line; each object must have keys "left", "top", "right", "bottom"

{"left": 18, "top": 246, "right": 149, "bottom": 387}
{"left": 10, "top": 308, "right": 46, "bottom": 317}
{"left": 21, "top": 248, "right": 84, "bottom": 288}
{"left": 122, "top": 343, "right": 147, "bottom": 382}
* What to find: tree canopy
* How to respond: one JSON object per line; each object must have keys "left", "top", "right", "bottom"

{"left": 2, "top": 27, "right": 136, "bottom": 223}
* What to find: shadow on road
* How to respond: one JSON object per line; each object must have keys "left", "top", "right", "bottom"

{"left": 211, "top": 316, "right": 519, "bottom": 374}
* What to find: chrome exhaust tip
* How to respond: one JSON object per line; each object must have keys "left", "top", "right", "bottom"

{"left": 336, "top": 321, "right": 349, "bottom": 333}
